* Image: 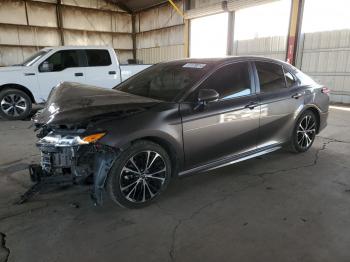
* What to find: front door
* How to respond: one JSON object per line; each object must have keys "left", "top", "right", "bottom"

{"left": 37, "top": 49, "right": 86, "bottom": 101}
{"left": 180, "top": 62, "right": 260, "bottom": 169}
{"left": 253, "top": 61, "right": 304, "bottom": 147}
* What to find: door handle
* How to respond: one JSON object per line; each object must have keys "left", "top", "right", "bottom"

{"left": 75, "top": 72, "right": 83, "bottom": 77}
{"left": 292, "top": 92, "right": 303, "bottom": 99}
{"left": 24, "top": 73, "right": 35, "bottom": 76}
{"left": 245, "top": 101, "right": 258, "bottom": 110}
{"left": 109, "top": 71, "right": 116, "bottom": 75}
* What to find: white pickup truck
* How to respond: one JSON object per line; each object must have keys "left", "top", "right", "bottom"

{"left": 0, "top": 46, "right": 150, "bottom": 120}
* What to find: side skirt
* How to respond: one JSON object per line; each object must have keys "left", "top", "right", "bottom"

{"left": 178, "top": 145, "right": 282, "bottom": 176}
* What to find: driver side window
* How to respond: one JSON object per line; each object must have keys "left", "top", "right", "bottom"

{"left": 189, "top": 62, "right": 252, "bottom": 101}
{"left": 39, "top": 50, "right": 81, "bottom": 72}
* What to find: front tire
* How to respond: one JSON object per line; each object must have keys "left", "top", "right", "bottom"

{"left": 0, "top": 89, "right": 32, "bottom": 120}
{"left": 107, "top": 140, "right": 172, "bottom": 208}
{"left": 289, "top": 110, "right": 318, "bottom": 153}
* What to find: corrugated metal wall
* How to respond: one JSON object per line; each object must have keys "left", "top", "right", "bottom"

{"left": 214, "top": 29, "right": 350, "bottom": 104}
{"left": 233, "top": 36, "right": 287, "bottom": 60}
{"left": 135, "top": 1, "right": 184, "bottom": 64}
{"left": 0, "top": 0, "right": 133, "bottom": 66}
{"left": 299, "top": 29, "right": 350, "bottom": 104}
{"left": 1, "top": 0, "right": 349, "bottom": 103}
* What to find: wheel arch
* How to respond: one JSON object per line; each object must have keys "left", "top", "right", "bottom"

{"left": 299, "top": 105, "right": 321, "bottom": 133}
{"left": 0, "top": 84, "right": 36, "bottom": 103}
{"left": 132, "top": 136, "right": 182, "bottom": 177}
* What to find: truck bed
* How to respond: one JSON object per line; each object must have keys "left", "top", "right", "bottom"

{"left": 120, "top": 64, "right": 152, "bottom": 81}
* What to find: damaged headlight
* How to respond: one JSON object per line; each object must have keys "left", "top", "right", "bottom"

{"left": 38, "top": 132, "right": 106, "bottom": 147}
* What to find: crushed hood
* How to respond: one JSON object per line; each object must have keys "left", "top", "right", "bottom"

{"left": 34, "top": 82, "right": 162, "bottom": 125}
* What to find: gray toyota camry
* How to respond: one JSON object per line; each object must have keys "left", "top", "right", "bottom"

{"left": 28, "top": 56, "right": 329, "bottom": 208}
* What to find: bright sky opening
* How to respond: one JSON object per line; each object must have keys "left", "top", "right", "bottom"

{"left": 190, "top": 12, "right": 229, "bottom": 58}
{"left": 190, "top": 0, "right": 350, "bottom": 58}
{"left": 234, "top": 0, "right": 291, "bottom": 41}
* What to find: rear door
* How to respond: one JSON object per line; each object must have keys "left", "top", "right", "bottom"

{"left": 253, "top": 60, "right": 303, "bottom": 147}
{"left": 82, "top": 49, "right": 121, "bottom": 88}
{"left": 37, "top": 49, "right": 86, "bottom": 100}
{"left": 181, "top": 62, "right": 260, "bottom": 169}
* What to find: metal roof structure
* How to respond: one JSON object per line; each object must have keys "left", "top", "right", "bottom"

{"left": 109, "top": 0, "right": 168, "bottom": 12}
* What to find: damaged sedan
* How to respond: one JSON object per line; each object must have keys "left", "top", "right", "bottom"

{"left": 26, "top": 57, "right": 329, "bottom": 208}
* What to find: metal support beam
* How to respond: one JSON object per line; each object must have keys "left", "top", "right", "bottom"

{"left": 113, "top": 1, "right": 133, "bottom": 13}
{"left": 286, "top": 0, "right": 305, "bottom": 65}
{"left": 56, "top": 0, "right": 64, "bottom": 45}
{"left": 24, "top": 0, "right": 29, "bottom": 26}
{"left": 168, "top": 0, "right": 184, "bottom": 17}
{"left": 184, "top": 19, "right": 189, "bottom": 57}
{"left": 183, "top": 0, "right": 190, "bottom": 58}
{"left": 183, "top": 0, "right": 191, "bottom": 11}
{"left": 227, "top": 11, "right": 235, "bottom": 56}
{"left": 131, "top": 14, "right": 137, "bottom": 61}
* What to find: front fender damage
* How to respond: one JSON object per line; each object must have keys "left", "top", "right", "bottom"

{"left": 92, "top": 150, "right": 116, "bottom": 205}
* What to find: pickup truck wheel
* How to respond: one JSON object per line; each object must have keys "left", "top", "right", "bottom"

{"left": 107, "top": 140, "right": 172, "bottom": 209}
{"left": 0, "top": 89, "right": 32, "bottom": 120}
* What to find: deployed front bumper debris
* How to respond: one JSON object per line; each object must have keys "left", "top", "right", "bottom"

{"left": 16, "top": 164, "right": 73, "bottom": 204}
{"left": 18, "top": 130, "right": 117, "bottom": 205}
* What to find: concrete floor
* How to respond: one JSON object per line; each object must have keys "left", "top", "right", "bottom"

{"left": 0, "top": 106, "right": 349, "bottom": 262}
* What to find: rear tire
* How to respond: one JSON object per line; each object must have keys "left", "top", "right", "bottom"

{"left": 289, "top": 110, "right": 318, "bottom": 153}
{"left": 0, "top": 89, "right": 32, "bottom": 120}
{"left": 107, "top": 140, "right": 172, "bottom": 209}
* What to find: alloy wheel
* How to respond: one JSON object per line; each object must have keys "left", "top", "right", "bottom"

{"left": 296, "top": 114, "right": 316, "bottom": 149}
{"left": 119, "top": 150, "right": 167, "bottom": 203}
{"left": 0, "top": 94, "right": 28, "bottom": 117}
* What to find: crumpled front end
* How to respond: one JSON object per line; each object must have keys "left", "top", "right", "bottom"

{"left": 23, "top": 125, "right": 117, "bottom": 205}
{"left": 23, "top": 82, "right": 160, "bottom": 205}
{"left": 37, "top": 130, "right": 94, "bottom": 176}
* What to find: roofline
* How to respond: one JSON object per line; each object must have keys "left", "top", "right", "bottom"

{"left": 43, "top": 45, "right": 113, "bottom": 50}
{"left": 159, "top": 56, "right": 292, "bottom": 67}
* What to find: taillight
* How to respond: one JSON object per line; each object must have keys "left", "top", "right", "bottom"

{"left": 321, "top": 87, "right": 330, "bottom": 95}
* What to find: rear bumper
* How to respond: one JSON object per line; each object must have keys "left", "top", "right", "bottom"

{"left": 318, "top": 111, "right": 328, "bottom": 133}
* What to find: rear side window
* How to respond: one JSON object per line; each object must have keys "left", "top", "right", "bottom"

{"left": 86, "top": 50, "right": 111, "bottom": 66}
{"left": 40, "top": 50, "right": 81, "bottom": 72}
{"left": 198, "top": 62, "right": 251, "bottom": 100}
{"left": 284, "top": 68, "right": 297, "bottom": 88}
{"left": 255, "top": 61, "right": 286, "bottom": 92}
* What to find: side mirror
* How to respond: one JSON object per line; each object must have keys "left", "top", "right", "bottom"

{"left": 198, "top": 89, "right": 219, "bottom": 103}
{"left": 39, "top": 61, "right": 53, "bottom": 72}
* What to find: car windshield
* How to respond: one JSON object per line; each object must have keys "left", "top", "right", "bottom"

{"left": 116, "top": 61, "right": 214, "bottom": 102}
{"left": 19, "top": 49, "right": 51, "bottom": 66}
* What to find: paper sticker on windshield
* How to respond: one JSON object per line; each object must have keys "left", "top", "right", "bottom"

{"left": 183, "top": 63, "right": 206, "bottom": 69}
